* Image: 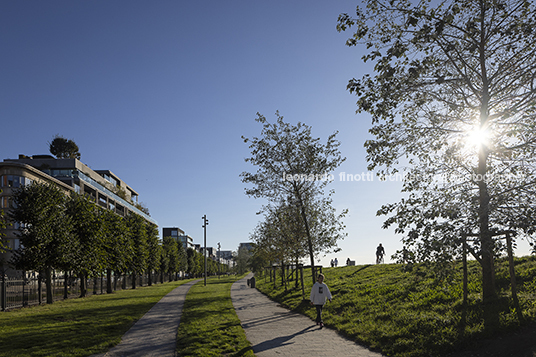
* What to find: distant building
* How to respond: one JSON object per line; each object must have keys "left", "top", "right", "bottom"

{"left": 200, "top": 247, "right": 217, "bottom": 259}
{"left": 162, "top": 227, "right": 184, "bottom": 238}
{"left": 239, "top": 242, "right": 254, "bottom": 252}
{"left": 218, "top": 250, "right": 233, "bottom": 261}
{"left": 162, "top": 227, "right": 193, "bottom": 250}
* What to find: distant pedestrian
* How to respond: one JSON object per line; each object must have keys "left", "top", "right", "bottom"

{"left": 330, "top": 259, "right": 334, "bottom": 268}
{"left": 310, "top": 273, "right": 332, "bottom": 329}
{"left": 376, "top": 243, "right": 385, "bottom": 264}
{"left": 334, "top": 257, "right": 338, "bottom": 267}
{"left": 346, "top": 257, "right": 350, "bottom": 266}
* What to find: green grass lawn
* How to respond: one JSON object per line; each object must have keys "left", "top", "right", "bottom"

{"left": 256, "top": 257, "right": 536, "bottom": 357}
{"left": 0, "top": 279, "right": 193, "bottom": 357}
{"left": 176, "top": 274, "right": 254, "bottom": 357}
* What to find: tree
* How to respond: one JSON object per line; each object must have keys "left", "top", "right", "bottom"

{"left": 145, "top": 223, "right": 160, "bottom": 286}
{"left": 66, "top": 193, "right": 104, "bottom": 297}
{"left": 177, "top": 241, "right": 188, "bottom": 276}
{"left": 9, "top": 182, "right": 73, "bottom": 304}
{"left": 126, "top": 213, "right": 148, "bottom": 289}
{"left": 49, "top": 135, "right": 81, "bottom": 159}
{"left": 252, "top": 202, "right": 307, "bottom": 274}
{"left": 338, "top": 0, "right": 536, "bottom": 326}
{"left": 241, "top": 112, "right": 347, "bottom": 283}
{"left": 163, "top": 236, "right": 179, "bottom": 281}
{"left": 186, "top": 247, "right": 197, "bottom": 277}
{"left": 101, "top": 209, "right": 131, "bottom": 293}
{"left": 0, "top": 192, "right": 7, "bottom": 254}
{"left": 234, "top": 246, "right": 252, "bottom": 275}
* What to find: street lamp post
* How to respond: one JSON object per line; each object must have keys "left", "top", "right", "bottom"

{"left": 218, "top": 242, "right": 221, "bottom": 279}
{"left": 202, "top": 215, "right": 208, "bottom": 286}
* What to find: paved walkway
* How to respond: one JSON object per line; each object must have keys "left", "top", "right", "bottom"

{"left": 92, "top": 279, "right": 200, "bottom": 357}
{"left": 231, "top": 273, "right": 384, "bottom": 357}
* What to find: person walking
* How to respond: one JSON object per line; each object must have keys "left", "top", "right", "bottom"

{"left": 310, "top": 273, "right": 332, "bottom": 329}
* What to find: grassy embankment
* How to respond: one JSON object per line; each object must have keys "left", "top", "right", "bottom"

{"left": 0, "top": 279, "right": 194, "bottom": 357}
{"left": 176, "top": 274, "right": 254, "bottom": 356}
{"left": 256, "top": 256, "right": 536, "bottom": 357}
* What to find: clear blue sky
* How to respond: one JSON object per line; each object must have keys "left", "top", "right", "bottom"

{"left": 1, "top": 1, "right": 531, "bottom": 266}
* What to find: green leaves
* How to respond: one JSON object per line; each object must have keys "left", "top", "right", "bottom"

{"left": 9, "top": 182, "right": 72, "bottom": 272}
{"left": 242, "top": 112, "right": 347, "bottom": 278}
{"left": 9, "top": 182, "right": 163, "bottom": 289}
{"left": 339, "top": 0, "right": 536, "bottom": 312}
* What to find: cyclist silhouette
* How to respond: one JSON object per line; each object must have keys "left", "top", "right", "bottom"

{"left": 376, "top": 243, "right": 385, "bottom": 264}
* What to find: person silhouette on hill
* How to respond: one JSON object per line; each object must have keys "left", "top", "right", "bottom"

{"left": 376, "top": 243, "right": 385, "bottom": 264}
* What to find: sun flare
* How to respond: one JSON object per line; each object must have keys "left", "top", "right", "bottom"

{"left": 465, "top": 127, "right": 490, "bottom": 149}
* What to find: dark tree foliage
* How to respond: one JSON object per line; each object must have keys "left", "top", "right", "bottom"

{"left": 66, "top": 193, "right": 104, "bottom": 297}
{"left": 9, "top": 182, "right": 73, "bottom": 303}
{"left": 126, "top": 213, "right": 148, "bottom": 289}
{"left": 146, "top": 223, "right": 161, "bottom": 285}
{"left": 101, "top": 209, "right": 131, "bottom": 293}
{"left": 49, "top": 135, "right": 81, "bottom": 159}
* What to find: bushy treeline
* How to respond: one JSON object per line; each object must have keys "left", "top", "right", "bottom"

{"left": 7, "top": 182, "right": 227, "bottom": 304}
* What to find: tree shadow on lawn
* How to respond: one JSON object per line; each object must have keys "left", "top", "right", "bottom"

{"left": 1, "top": 302, "right": 156, "bottom": 354}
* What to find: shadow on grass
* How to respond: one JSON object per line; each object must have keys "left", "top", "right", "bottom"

{"left": 232, "top": 346, "right": 255, "bottom": 356}
{"left": 1, "top": 301, "right": 158, "bottom": 355}
{"left": 0, "top": 280, "right": 195, "bottom": 356}
{"left": 349, "top": 264, "right": 373, "bottom": 277}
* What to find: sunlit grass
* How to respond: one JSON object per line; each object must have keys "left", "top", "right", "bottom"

{"left": 176, "top": 274, "right": 254, "bottom": 357}
{"left": 0, "top": 280, "right": 193, "bottom": 357}
{"left": 256, "top": 257, "right": 536, "bottom": 357}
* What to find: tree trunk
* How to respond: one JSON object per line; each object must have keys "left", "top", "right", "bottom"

{"left": 506, "top": 233, "right": 523, "bottom": 322}
{"left": 45, "top": 267, "right": 53, "bottom": 304}
{"left": 296, "top": 192, "right": 316, "bottom": 284}
{"left": 462, "top": 236, "right": 468, "bottom": 307}
{"left": 478, "top": 31, "right": 498, "bottom": 328}
{"left": 63, "top": 272, "right": 68, "bottom": 299}
{"left": 80, "top": 273, "right": 87, "bottom": 298}
{"left": 106, "top": 269, "right": 113, "bottom": 294}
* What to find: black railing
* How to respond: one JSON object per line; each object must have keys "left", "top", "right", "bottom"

{"left": 1, "top": 272, "right": 176, "bottom": 311}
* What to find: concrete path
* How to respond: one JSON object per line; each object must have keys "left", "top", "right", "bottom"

{"left": 93, "top": 279, "right": 201, "bottom": 357}
{"left": 231, "top": 274, "right": 384, "bottom": 357}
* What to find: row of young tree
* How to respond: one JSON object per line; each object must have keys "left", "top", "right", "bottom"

{"left": 241, "top": 113, "right": 348, "bottom": 284}
{"left": 7, "top": 182, "right": 228, "bottom": 304}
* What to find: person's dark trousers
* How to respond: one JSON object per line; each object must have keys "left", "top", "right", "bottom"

{"left": 315, "top": 305, "right": 324, "bottom": 323}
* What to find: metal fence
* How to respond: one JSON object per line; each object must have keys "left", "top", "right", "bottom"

{"left": 1, "top": 272, "right": 175, "bottom": 311}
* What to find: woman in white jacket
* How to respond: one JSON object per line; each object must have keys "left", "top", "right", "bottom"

{"left": 310, "top": 273, "right": 332, "bottom": 328}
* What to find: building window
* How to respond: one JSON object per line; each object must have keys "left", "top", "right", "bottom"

{"left": 1, "top": 175, "right": 32, "bottom": 188}
{"left": 0, "top": 197, "right": 14, "bottom": 209}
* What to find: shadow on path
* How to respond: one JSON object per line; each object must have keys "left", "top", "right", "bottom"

{"left": 231, "top": 273, "right": 384, "bottom": 357}
{"left": 253, "top": 325, "right": 316, "bottom": 353}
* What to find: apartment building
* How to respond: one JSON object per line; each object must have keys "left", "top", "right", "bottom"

{"left": 0, "top": 154, "right": 156, "bottom": 274}
{"left": 162, "top": 227, "right": 194, "bottom": 250}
